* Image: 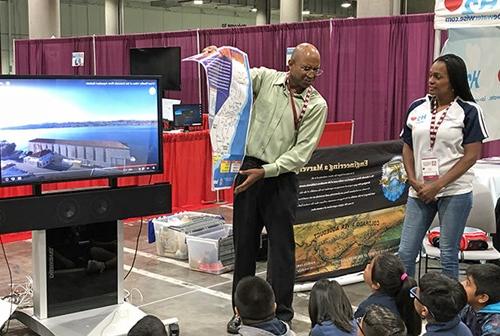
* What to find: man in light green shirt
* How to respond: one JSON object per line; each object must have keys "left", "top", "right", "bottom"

{"left": 205, "top": 43, "right": 327, "bottom": 334}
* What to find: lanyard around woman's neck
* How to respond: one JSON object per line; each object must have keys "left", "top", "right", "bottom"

{"left": 429, "top": 96, "right": 453, "bottom": 150}
{"left": 286, "top": 75, "right": 312, "bottom": 130}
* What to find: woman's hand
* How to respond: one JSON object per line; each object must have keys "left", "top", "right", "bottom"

{"left": 417, "top": 182, "right": 443, "bottom": 203}
{"left": 408, "top": 178, "right": 424, "bottom": 193}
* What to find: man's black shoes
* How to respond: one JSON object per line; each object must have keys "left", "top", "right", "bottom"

{"left": 227, "top": 315, "right": 241, "bottom": 334}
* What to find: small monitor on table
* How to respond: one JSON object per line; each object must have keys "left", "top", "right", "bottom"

{"left": 173, "top": 104, "right": 202, "bottom": 131}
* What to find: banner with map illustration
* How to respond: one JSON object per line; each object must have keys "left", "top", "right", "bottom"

{"left": 183, "top": 47, "right": 252, "bottom": 190}
{"left": 295, "top": 140, "right": 408, "bottom": 282}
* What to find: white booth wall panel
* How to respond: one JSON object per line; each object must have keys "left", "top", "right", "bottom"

{"left": 61, "top": 2, "right": 105, "bottom": 37}
{"left": 0, "top": 0, "right": 28, "bottom": 74}
{"left": 162, "top": 10, "right": 183, "bottom": 32}
{"left": 124, "top": 6, "right": 254, "bottom": 34}
{"left": 124, "top": 7, "right": 143, "bottom": 34}
{"left": 0, "top": 2, "right": 8, "bottom": 32}
{"left": 11, "top": 0, "right": 29, "bottom": 35}
{"left": 143, "top": 8, "right": 164, "bottom": 34}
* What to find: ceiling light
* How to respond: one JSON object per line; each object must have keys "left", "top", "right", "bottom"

{"left": 193, "top": 0, "right": 203, "bottom": 4}
{"left": 251, "top": 6, "right": 257, "bottom": 12}
{"left": 302, "top": 10, "right": 311, "bottom": 15}
{"left": 341, "top": 1, "right": 351, "bottom": 8}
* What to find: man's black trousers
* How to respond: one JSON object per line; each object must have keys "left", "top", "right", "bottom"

{"left": 231, "top": 157, "right": 298, "bottom": 322}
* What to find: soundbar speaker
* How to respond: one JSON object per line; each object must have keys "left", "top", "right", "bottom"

{"left": 0, "top": 183, "right": 171, "bottom": 234}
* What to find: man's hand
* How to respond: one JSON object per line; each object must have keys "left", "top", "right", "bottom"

{"left": 234, "top": 168, "right": 265, "bottom": 195}
{"left": 202, "top": 45, "right": 218, "bottom": 54}
{"left": 417, "top": 182, "right": 442, "bottom": 204}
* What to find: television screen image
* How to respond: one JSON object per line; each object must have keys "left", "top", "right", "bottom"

{"left": 173, "top": 104, "right": 202, "bottom": 129}
{"left": 0, "top": 76, "right": 162, "bottom": 187}
{"left": 130, "top": 47, "right": 181, "bottom": 91}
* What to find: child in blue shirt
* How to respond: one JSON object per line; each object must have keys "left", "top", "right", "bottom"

{"left": 413, "top": 272, "right": 472, "bottom": 336}
{"left": 354, "top": 253, "right": 421, "bottom": 335}
{"left": 308, "top": 279, "right": 356, "bottom": 336}
{"left": 460, "top": 264, "right": 500, "bottom": 336}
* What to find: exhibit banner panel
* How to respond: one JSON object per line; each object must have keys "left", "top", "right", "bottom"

{"left": 442, "top": 27, "right": 500, "bottom": 141}
{"left": 434, "top": 0, "right": 500, "bottom": 29}
{"left": 294, "top": 140, "right": 408, "bottom": 281}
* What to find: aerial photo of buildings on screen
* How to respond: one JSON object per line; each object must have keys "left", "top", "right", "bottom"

{"left": 0, "top": 78, "right": 161, "bottom": 185}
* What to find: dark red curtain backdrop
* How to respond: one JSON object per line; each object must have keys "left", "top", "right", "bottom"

{"left": 9, "top": 14, "right": 500, "bottom": 216}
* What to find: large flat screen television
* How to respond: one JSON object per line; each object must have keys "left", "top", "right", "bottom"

{"left": 130, "top": 47, "right": 181, "bottom": 91}
{"left": 0, "top": 76, "right": 163, "bottom": 187}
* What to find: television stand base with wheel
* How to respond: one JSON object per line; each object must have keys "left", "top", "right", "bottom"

{"left": 12, "top": 302, "right": 180, "bottom": 336}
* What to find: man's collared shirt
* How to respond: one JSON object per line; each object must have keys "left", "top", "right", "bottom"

{"left": 247, "top": 67, "right": 327, "bottom": 178}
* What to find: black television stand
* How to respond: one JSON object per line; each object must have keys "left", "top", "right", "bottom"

{"left": 12, "top": 220, "right": 179, "bottom": 336}
{"left": 1, "top": 183, "right": 178, "bottom": 335}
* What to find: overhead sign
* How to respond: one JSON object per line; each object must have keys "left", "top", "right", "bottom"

{"left": 435, "top": 0, "right": 500, "bottom": 29}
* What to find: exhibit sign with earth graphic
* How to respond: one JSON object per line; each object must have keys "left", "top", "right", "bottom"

{"left": 294, "top": 140, "right": 408, "bottom": 281}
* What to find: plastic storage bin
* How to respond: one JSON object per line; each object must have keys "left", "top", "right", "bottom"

{"left": 153, "top": 213, "right": 225, "bottom": 260}
{"left": 186, "top": 224, "right": 234, "bottom": 274}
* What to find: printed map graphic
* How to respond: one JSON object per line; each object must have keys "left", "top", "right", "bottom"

{"left": 294, "top": 205, "right": 405, "bottom": 280}
{"left": 184, "top": 47, "right": 252, "bottom": 190}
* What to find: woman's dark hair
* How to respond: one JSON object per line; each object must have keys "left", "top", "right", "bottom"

{"left": 371, "top": 253, "right": 421, "bottom": 336}
{"left": 308, "top": 279, "right": 354, "bottom": 333}
{"left": 433, "top": 54, "right": 475, "bottom": 102}
{"left": 363, "top": 305, "right": 407, "bottom": 336}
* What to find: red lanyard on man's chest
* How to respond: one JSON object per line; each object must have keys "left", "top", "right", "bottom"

{"left": 287, "top": 80, "right": 312, "bottom": 131}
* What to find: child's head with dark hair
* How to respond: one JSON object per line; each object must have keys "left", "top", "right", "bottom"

{"left": 309, "top": 279, "right": 354, "bottom": 333}
{"left": 462, "top": 263, "right": 500, "bottom": 310}
{"left": 234, "top": 276, "right": 276, "bottom": 325}
{"left": 363, "top": 253, "right": 421, "bottom": 335}
{"left": 128, "top": 315, "right": 167, "bottom": 336}
{"left": 416, "top": 272, "right": 468, "bottom": 323}
{"left": 359, "top": 304, "right": 407, "bottom": 336}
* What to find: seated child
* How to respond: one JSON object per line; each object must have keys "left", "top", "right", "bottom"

{"left": 460, "top": 264, "right": 500, "bottom": 336}
{"left": 309, "top": 279, "right": 357, "bottom": 335}
{"left": 357, "top": 304, "right": 407, "bottom": 336}
{"left": 128, "top": 315, "right": 167, "bottom": 336}
{"left": 234, "top": 276, "right": 295, "bottom": 336}
{"left": 413, "top": 272, "right": 472, "bottom": 336}
{"left": 354, "top": 253, "right": 421, "bottom": 335}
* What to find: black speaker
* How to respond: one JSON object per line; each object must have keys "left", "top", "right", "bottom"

{"left": 0, "top": 183, "right": 171, "bottom": 234}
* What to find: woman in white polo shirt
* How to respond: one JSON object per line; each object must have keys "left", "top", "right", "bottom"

{"left": 398, "top": 54, "right": 488, "bottom": 279}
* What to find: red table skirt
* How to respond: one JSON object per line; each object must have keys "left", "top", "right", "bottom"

{"left": 1, "top": 121, "right": 353, "bottom": 242}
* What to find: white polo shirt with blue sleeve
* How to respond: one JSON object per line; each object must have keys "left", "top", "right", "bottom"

{"left": 401, "top": 95, "right": 488, "bottom": 198}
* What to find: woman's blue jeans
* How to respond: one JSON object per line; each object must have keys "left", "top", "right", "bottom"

{"left": 398, "top": 192, "right": 472, "bottom": 279}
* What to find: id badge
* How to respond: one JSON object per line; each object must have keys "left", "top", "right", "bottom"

{"left": 421, "top": 151, "right": 439, "bottom": 182}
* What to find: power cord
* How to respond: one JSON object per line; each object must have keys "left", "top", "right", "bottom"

{"left": 123, "top": 174, "right": 154, "bottom": 281}
{"left": 0, "top": 236, "right": 13, "bottom": 336}
{"left": 123, "top": 217, "right": 143, "bottom": 280}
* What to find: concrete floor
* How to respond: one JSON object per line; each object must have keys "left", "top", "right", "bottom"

{"left": 0, "top": 205, "right": 410, "bottom": 336}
